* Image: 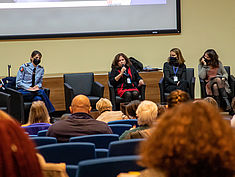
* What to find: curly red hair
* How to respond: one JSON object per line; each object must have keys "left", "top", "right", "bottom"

{"left": 139, "top": 102, "right": 235, "bottom": 177}
{"left": 0, "top": 110, "right": 43, "bottom": 177}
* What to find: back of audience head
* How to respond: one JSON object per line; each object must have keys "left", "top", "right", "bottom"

{"left": 203, "top": 97, "right": 218, "bottom": 108}
{"left": 126, "top": 100, "right": 141, "bottom": 118}
{"left": 60, "top": 113, "right": 71, "bottom": 121}
{"left": 167, "top": 89, "right": 190, "bottom": 108}
{"left": 70, "top": 95, "right": 91, "bottom": 114}
{"left": 96, "top": 98, "right": 112, "bottom": 114}
{"left": 139, "top": 102, "right": 235, "bottom": 177}
{"left": 0, "top": 110, "right": 43, "bottom": 177}
{"left": 28, "top": 101, "right": 50, "bottom": 125}
{"left": 156, "top": 104, "right": 166, "bottom": 117}
{"left": 136, "top": 100, "right": 158, "bottom": 126}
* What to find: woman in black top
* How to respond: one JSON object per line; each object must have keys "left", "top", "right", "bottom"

{"left": 109, "top": 53, "right": 144, "bottom": 102}
{"left": 163, "top": 48, "right": 188, "bottom": 93}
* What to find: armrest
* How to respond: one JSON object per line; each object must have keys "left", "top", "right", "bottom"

{"left": 189, "top": 77, "right": 195, "bottom": 99}
{"left": 92, "top": 81, "right": 104, "bottom": 97}
{"left": 5, "top": 88, "right": 25, "bottom": 123}
{"left": 0, "top": 92, "right": 11, "bottom": 110}
{"left": 138, "top": 84, "right": 146, "bottom": 101}
{"left": 229, "top": 75, "right": 235, "bottom": 97}
{"left": 199, "top": 78, "right": 207, "bottom": 98}
{"left": 64, "top": 83, "right": 74, "bottom": 112}
{"left": 108, "top": 81, "right": 117, "bottom": 110}
{"left": 158, "top": 77, "right": 165, "bottom": 104}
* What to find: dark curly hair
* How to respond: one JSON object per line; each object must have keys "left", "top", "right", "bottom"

{"left": 199, "top": 49, "right": 219, "bottom": 68}
{"left": 111, "top": 53, "right": 132, "bottom": 69}
{"left": 167, "top": 90, "right": 190, "bottom": 108}
{"left": 139, "top": 102, "right": 235, "bottom": 177}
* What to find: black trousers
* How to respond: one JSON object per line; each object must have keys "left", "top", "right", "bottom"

{"left": 165, "top": 80, "right": 188, "bottom": 93}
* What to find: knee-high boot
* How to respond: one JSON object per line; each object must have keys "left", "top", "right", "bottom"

{"left": 219, "top": 88, "right": 231, "bottom": 111}
{"left": 213, "top": 96, "right": 220, "bottom": 107}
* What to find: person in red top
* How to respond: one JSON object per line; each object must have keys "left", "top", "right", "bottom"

{"left": 109, "top": 53, "right": 144, "bottom": 102}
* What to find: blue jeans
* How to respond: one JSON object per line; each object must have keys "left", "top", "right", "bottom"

{"left": 18, "top": 89, "right": 55, "bottom": 113}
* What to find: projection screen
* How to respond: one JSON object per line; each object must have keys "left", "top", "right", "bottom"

{"left": 0, "top": 0, "right": 181, "bottom": 39}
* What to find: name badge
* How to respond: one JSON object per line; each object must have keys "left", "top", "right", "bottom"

{"left": 173, "top": 76, "right": 178, "bottom": 82}
{"left": 127, "top": 78, "right": 131, "bottom": 84}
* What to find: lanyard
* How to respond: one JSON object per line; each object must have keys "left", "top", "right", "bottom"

{"left": 173, "top": 66, "right": 178, "bottom": 75}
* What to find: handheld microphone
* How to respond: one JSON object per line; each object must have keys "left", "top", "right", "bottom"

{"left": 122, "top": 64, "right": 128, "bottom": 76}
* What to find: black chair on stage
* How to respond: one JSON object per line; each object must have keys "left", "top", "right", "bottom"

{"left": 2, "top": 77, "right": 50, "bottom": 123}
{"left": 0, "top": 91, "right": 12, "bottom": 114}
{"left": 199, "top": 66, "right": 235, "bottom": 99}
{"left": 64, "top": 73, "right": 104, "bottom": 112}
{"left": 108, "top": 72, "right": 146, "bottom": 111}
{"left": 159, "top": 68, "right": 195, "bottom": 104}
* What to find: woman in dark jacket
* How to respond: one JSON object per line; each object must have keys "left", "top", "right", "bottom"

{"left": 109, "top": 53, "right": 144, "bottom": 102}
{"left": 163, "top": 48, "right": 188, "bottom": 93}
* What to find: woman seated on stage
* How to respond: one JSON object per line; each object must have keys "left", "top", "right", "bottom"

{"left": 163, "top": 48, "right": 188, "bottom": 93}
{"left": 109, "top": 53, "right": 144, "bottom": 102}
{"left": 198, "top": 49, "right": 234, "bottom": 114}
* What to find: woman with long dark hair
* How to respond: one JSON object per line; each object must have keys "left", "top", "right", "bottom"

{"left": 198, "top": 49, "right": 233, "bottom": 114}
{"left": 109, "top": 53, "right": 144, "bottom": 102}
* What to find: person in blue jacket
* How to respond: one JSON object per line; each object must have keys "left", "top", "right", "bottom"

{"left": 16, "top": 50, "right": 55, "bottom": 113}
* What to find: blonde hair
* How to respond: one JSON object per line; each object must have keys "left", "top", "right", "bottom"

{"left": 96, "top": 98, "right": 112, "bottom": 114}
{"left": 136, "top": 100, "right": 158, "bottom": 126}
{"left": 28, "top": 101, "right": 50, "bottom": 125}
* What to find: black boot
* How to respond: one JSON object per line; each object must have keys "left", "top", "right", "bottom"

{"left": 219, "top": 88, "right": 232, "bottom": 111}
{"left": 213, "top": 96, "right": 220, "bottom": 107}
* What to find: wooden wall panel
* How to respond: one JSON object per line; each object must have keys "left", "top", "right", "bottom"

{"left": 43, "top": 76, "right": 65, "bottom": 111}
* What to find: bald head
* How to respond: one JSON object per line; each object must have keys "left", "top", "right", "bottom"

{"left": 70, "top": 95, "right": 91, "bottom": 114}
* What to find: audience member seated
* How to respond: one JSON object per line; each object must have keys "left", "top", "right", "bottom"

{"left": 119, "top": 100, "right": 158, "bottom": 140}
{"left": 156, "top": 104, "right": 167, "bottom": 117}
{"left": 118, "top": 102, "right": 235, "bottom": 177}
{"left": 126, "top": 100, "right": 141, "bottom": 119}
{"left": 96, "top": 98, "right": 125, "bottom": 123}
{"left": 167, "top": 89, "right": 190, "bottom": 108}
{"left": 193, "top": 97, "right": 219, "bottom": 108}
{"left": 0, "top": 110, "right": 68, "bottom": 177}
{"left": 129, "top": 103, "right": 167, "bottom": 139}
{"left": 22, "top": 101, "right": 51, "bottom": 135}
{"left": 60, "top": 113, "right": 71, "bottom": 121}
{"left": 203, "top": 96, "right": 219, "bottom": 108}
{"left": 47, "top": 95, "right": 113, "bottom": 143}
